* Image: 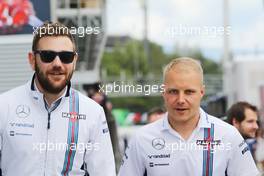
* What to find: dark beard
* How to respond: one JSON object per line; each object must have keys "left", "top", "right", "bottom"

{"left": 35, "top": 63, "right": 73, "bottom": 94}
{"left": 242, "top": 134, "right": 252, "bottom": 140}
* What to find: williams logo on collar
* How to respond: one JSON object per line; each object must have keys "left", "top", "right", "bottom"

{"left": 62, "top": 112, "right": 86, "bottom": 120}
{"left": 16, "top": 105, "right": 30, "bottom": 118}
{"left": 152, "top": 138, "right": 165, "bottom": 150}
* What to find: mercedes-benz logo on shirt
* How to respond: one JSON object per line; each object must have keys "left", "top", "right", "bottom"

{"left": 152, "top": 138, "right": 165, "bottom": 150}
{"left": 16, "top": 105, "right": 30, "bottom": 118}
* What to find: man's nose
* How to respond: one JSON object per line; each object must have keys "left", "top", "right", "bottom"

{"left": 177, "top": 92, "right": 185, "bottom": 104}
{"left": 52, "top": 55, "right": 63, "bottom": 66}
{"left": 254, "top": 122, "right": 259, "bottom": 130}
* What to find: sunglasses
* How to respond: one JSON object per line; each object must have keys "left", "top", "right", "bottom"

{"left": 34, "top": 50, "right": 77, "bottom": 64}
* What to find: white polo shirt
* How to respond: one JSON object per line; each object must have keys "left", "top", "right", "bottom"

{"left": 118, "top": 108, "right": 259, "bottom": 176}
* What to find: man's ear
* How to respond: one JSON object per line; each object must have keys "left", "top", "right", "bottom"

{"left": 161, "top": 84, "right": 166, "bottom": 98}
{"left": 232, "top": 118, "right": 240, "bottom": 129}
{"left": 73, "top": 55, "right": 78, "bottom": 70}
{"left": 28, "top": 52, "right": 36, "bottom": 71}
{"left": 201, "top": 85, "right": 205, "bottom": 98}
{"left": 73, "top": 63, "right": 76, "bottom": 70}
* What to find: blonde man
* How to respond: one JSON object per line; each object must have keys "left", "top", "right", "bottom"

{"left": 118, "top": 57, "right": 259, "bottom": 176}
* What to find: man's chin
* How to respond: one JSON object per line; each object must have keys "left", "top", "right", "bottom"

{"left": 169, "top": 114, "right": 189, "bottom": 123}
{"left": 249, "top": 134, "right": 256, "bottom": 138}
{"left": 44, "top": 82, "right": 67, "bottom": 94}
{"left": 46, "top": 87, "right": 65, "bottom": 94}
{"left": 243, "top": 134, "right": 256, "bottom": 139}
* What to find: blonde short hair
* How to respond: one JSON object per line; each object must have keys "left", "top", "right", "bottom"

{"left": 163, "top": 57, "right": 204, "bottom": 84}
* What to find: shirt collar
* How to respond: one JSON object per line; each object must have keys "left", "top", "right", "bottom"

{"left": 197, "top": 108, "right": 211, "bottom": 129}
{"left": 29, "top": 73, "right": 71, "bottom": 101}
{"left": 162, "top": 112, "right": 170, "bottom": 131}
{"left": 161, "top": 108, "right": 211, "bottom": 131}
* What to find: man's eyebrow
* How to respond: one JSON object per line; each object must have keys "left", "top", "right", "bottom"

{"left": 247, "top": 119, "right": 257, "bottom": 121}
{"left": 167, "top": 87, "right": 177, "bottom": 90}
{"left": 185, "top": 89, "right": 196, "bottom": 91}
{"left": 166, "top": 88, "right": 178, "bottom": 91}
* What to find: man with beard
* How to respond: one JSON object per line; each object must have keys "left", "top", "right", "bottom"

{"left": 118, "top": 57, "right": 259, "bottom": 176}
{"left": 0, "top": 22, "right": 115, "bottom": 176}
{"left": 227, "top": 102, "right": 259, "bottom": 156}
{"left": 227, "top": 102, "right": 259, "bottom": 140}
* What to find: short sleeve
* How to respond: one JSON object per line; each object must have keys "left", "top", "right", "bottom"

{"left": 85, "top": 107, "right": 116, "bottom": 176}
{"left": 118, "top": 133, "right": 146, "bottom": 176}
{"left": 226, "top": 128, "right": 259, "bottom": 176}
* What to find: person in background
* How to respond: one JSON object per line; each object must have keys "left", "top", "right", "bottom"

{"left": 147, "top": 107, "right": 165, "bottom": 123}
{"left": 0, "top": 151, "right": 1, "bottom": 176}
{"left": 255, "top": 128, "right": 264, "bottom": 174}
{"left": 226, "top": 101, "right": 259, "bottom": 155}
{"left": 84, "top": 83, "right": 122, "bottom": 172}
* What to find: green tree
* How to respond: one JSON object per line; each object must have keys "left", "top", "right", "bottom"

{"left": 101, "top": 38, "right": 222, "bottom": 113}
{"left": 102, "top": 40, "right": 148, "bottom": 78}
{"left": 168, "top": 48, "right": 222, "bottom": 74}
{"left": 102, "top": 39, "right": 172, "bottom": 78}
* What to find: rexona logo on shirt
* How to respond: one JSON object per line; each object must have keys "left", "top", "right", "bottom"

{"left": 62, "top": 112, "right": 86, "bottom": 120}
{"left": 9, "top": 122, "right": 34, "bottom": 128}
{"left": 148, "top": 154, "right": 170, "bottom": 159}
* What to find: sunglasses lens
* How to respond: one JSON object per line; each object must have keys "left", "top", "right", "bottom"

{"left": 59, "top": 51, "right": 75, "bottom": 64}
{"left": 39, "top": 51, "right": 56, "bottom": 63}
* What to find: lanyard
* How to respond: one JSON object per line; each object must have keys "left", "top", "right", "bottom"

{"left": 202, "top": 113, "right": 215, "bottom": 176}
{"left": 61, "top": 89, "right": 80, "bottom": 176}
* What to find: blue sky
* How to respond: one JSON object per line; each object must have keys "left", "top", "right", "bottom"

{"left": 106, "top": 0, "right": 264, "bottom": 61}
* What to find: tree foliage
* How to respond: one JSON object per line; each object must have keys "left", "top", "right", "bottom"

{"left": 102, "top": 39, "right": 221, "bottom": 78}
{"left": 101, "top": 38, "right": 222, "bottom": 112}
